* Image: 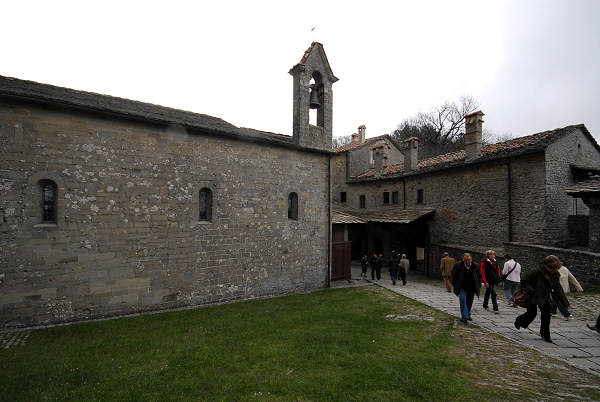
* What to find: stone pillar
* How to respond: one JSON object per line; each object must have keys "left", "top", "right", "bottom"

{"left": 586, "top": 197, "right": 600, "bottom": 251}
{"left": 465, "top": 110, "right": 484, "bottom": 161}
{"left": 403, "top": 137, "right": 420, "bottom": 171}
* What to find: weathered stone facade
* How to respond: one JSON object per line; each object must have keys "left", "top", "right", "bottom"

{"left": 332, "top": 124, "right": 600, "bottom": 279}
{"left": 544, "top": 131, "right": 600, "bottom": 245}
{"left": 0, "top": 43, "right": 334, "bottom": 328}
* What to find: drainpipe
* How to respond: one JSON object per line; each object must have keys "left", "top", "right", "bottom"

{"left": 403, "top": 180, "right": 406, "bottom": 209}
{"left": 506, "top": 161, "right": 513, "bottom": 242}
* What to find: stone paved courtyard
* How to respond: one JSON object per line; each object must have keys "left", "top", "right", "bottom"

{"left": 347, "top": 263, "right": 600, "bottom": 377}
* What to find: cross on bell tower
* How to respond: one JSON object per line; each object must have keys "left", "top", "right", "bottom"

{"left": 289, "top": 42, "right": 338, "bottom": 150}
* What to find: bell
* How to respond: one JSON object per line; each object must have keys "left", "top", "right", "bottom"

{"left": 309, "top": 84, "right": 321, "bottom": 109}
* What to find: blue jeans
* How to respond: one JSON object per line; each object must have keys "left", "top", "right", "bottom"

{"left": 503, "top": 280, "right": 519, "bottom": 302}
{"left": 483, "top": 284, "right": 498, "bottom": 310}
{"left": 390, "top": 271, "right": 397, "bottom": 285}
{"left": 459, "top": 289, "right": 475, "bottom": 319}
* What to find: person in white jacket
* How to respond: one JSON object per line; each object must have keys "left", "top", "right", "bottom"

{"left": 552, "top": 264, "right": 583, "bottom": 320}
{"left": 502, "top": 254, "right": 521, "bottom": 307}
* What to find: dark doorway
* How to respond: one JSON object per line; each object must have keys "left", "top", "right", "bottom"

{"left": 348, "top": 224, "right": 368, "bottom": 260}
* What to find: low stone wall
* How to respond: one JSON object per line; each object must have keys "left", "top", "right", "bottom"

{"left": 504, "top": 242, "right": 600, "bottom": 287}
{"left": 428, "top": 243, "right": 506, "bottom": 278}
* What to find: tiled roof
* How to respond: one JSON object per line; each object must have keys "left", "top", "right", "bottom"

{"left": 299, "top": 42, "right": 320, "bottom": 64}
{"left": 333, "top": 134, "right": 389, "bottom": 153}
{"left": 332, "top": 204, "right": 434, "bottom": 224}
{"left": 566, "top": 177, "right": 600, "bottom": 195}
{"left": 0, "top": 75, "right": 328, "bottom": 154}
{"left": 354, "top": 125, "right": 591, "bottom": 179}
{"left": 332, "top": 209, "right": 367, "bottom": 224}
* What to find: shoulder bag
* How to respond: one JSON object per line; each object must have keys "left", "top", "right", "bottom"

{"left": 501, "top": 261, "right": 517, "bottom": 282}
{"left": 511, "top": 289, "right": 528, "bottom": 308}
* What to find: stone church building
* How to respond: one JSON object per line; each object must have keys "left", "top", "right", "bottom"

{"left": 0, "top": 43, "right": 337, "bottom": 328}
{"left": 2, "top": 41, "right": 600, "bottom": 328}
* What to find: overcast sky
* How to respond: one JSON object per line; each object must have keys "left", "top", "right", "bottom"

{"left": 2, "top": 0, "right": 599, "bottom": 142}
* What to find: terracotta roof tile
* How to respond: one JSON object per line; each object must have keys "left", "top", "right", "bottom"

{"left": 353, "top": 125, "right": 588, "bottom": 180}
{"left": 299, "top": 42, "right": 322, "bottom": 64}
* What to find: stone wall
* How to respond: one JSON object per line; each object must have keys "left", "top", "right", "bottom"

{"left": 504, "top": 242, "right": 600, "bottom": 287}
{"left": 428, "top": 243, "right": 506, "bottom": 278}
{"left": 347, "top": 138, "right": 403, "bottom": 179}
{"left": 544, "top": 128, "right": 600, "bottom": 246}
{"left": 0, "top": 99, "right": 330, "bottom": 328}
{"left": 336, "top": 152, "right": 547, "bottom": 249}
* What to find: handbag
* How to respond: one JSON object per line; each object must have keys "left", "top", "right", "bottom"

{"left": 501, "top": 261, "right": 517, "bottom": 282}
{"left": 511, "top": 289, "right": 528, "bottom": 308}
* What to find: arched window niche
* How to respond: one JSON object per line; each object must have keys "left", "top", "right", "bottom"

{"left": 199, "top": 187, "right": 213, "bottom": 222}
{"left": 288, "top": 192, "right": 298, "bottom": 220}
{"left": 26, "top": 171, "right": 65, "bottom": 228}
{"left": 40, "top": 179, "right": 58, "bottom": 223}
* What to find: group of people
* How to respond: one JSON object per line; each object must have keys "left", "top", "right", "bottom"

{"left": 360, "top": 251, "right": 409, "bottom": 286}
{"left": 445, "top": 249, "right": 585, "bottom": 343}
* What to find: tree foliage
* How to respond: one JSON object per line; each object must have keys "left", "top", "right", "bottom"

{"left": 391, "top": 96, "right": 480, "bottom": 160}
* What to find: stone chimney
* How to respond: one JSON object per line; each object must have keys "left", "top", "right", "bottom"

{"left": 351, "top": 133, "right": 358, "bottom": 142}
{"left": 465, "top": 110, "right": 484, "bottom": 161}
{"left": 403, "top": 137, "right": 420, "bottom": 171}
{"left": 373, "top": 144, "right": 387, "bottom": 173}
{"left": 358, "top": 125, "right": 366, "bottom": 143}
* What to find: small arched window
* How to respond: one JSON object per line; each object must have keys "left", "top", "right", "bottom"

{"left": 199, "top": 188, "right": 212, "bottom": 221}
{"left": 288, "top": 192, "right": 298, "bottom": 220}
{"left": 40, "top": 179, "right": 57, "bottom": 223}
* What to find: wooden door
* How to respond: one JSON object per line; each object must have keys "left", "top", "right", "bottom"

{"left": 332, "top": 241, "right": 352, "bottom": 281}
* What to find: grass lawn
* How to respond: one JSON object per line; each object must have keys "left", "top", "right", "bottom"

{"left": 2, "top": 286, "right": 599, "bottom": 401}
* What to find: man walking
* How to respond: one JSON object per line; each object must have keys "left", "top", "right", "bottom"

{"left": 388, "top": 251, "right": 398, "bottom": 285}
{"left": 399, "top": 254, "right": 410, "bottom": 285}
{"left": 440, "top": 252, "right": 455, "bottom": 292}
{"left": 481, "top": 250, "right": 502, "bottom": 313}
{"left": 451, "top": 253, "right": 481, "bottom": 324}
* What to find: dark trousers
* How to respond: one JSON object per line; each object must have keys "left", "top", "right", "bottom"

{"left": 389, "top": 270, "right": 397, "bottom": 285}
{"left": 361, "top": 265, "right": 368, "bottom": 276}
{"left": 371, "top": 266, "right": 381, "bottom": 280}
{"left": 399, "top": 268, "right": 406, "bottom": 285}
{"left": 550, "top": 294, "right": 570, "bottom": 317}
{"left": 516, "top": 302, "right": 552, "bottom": 339}
{"left": 483, "top": 284, "right": 498, "bottom": 310}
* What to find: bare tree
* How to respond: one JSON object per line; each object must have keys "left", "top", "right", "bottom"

{"left": 332, "top": 134, "right": 353, "bottom": 149}
{"left": 392, "top": 96, "right": 481, "bottom": 159}
{"left": 413, "top": 95, "right": 479, "bottom": 143}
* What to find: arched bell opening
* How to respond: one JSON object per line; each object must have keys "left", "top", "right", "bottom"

{"left": 308, "top": 71, "right": 323, "bottom": 127}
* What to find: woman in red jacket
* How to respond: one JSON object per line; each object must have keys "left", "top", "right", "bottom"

{"left": 481, "top": 250, "right": 502, "bottom": 312}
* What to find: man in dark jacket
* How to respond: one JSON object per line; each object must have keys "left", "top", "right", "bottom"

{"left": 451, "top": 253, "right": 481, "bottom": 324}
{"left": 388, "top": 251, "right": 398, "bottom": 285}
{"left": 514, "top": 255, "right": 569, "bottom": 343}
{"left": 375, "top": 253, "right": 383, "bottom": 280}
{"left": 369, "top": 253, "right": 378, "bottom": 280}
{"left": 481, "top": 250, "right": 502, "bottom": 312}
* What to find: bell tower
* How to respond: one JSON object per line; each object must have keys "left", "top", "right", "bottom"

{"left": 289, "top": 42, "right": 338, "bottom": 150}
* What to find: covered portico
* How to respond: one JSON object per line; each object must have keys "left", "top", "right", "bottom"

{"left": 331, "top": 204, "right": 434, "bottom": 280}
